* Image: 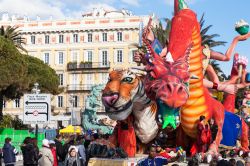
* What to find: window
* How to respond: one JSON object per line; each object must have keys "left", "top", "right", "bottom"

{"left": 72, "top": 74, "right": 78, "bottom": 85}
{"left": 45, "top": 35, "right": 50, "bottom": 44}
{"left": 73, "top": 34, "right": 78, "bottom": 43}
{"left": 117, "top": 32, "right": 122, "bottom": 41}
{"left": 58, "top": 74, "right": 63, "bottom": 86}
{"left": 31, "top": 36, "right": 35, "bottom": 44}
{"left": 58, "top": 52, "right": 64, "bottom": 64}
{"left": 117, "top": 50, "right": 123, "bottom": 63}
{"left": 72, "top": 51, "right": 78, "bottom": 62}
{"left": 58, "top": 96, "right": 63, "bottom": 108}
{"left": 87, "top": 51, "right": 92, "bottom": 62}
{"left": 14, "top": 99, "right": 20, "bottom": 108}
{"left": 102, "top": 50, "right": 108, "bottom": 66}
{"left": 44, "top": 53, "right": 49, "bottom": 64}
{"left": 59, "top": 34, "right": 64, "bottom": 43}
{"left": 102, "top": 33, "right": 107, "bottom": 42}
{"left": 88, "top": 33, "right": 92, "bottom": 42}
{"left": 73, "top": 96, "right": 78, "bottom": 108}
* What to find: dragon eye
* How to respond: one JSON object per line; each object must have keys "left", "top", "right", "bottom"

{"left": 122, "top": 77, "right": 133, "bottom": 83}
{"left": 148, "top": 74, "right": 154, "bottom": 81}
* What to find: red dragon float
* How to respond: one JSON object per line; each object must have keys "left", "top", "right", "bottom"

{"left": 141, "top": 0, "right": 250, "bottom": 155}
{"left": 101, "top": 0, "right": 250, "bottom": 158}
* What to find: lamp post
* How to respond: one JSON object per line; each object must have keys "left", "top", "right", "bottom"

{"left": 32, "top": 82, "right": 40, "bottom": 138}
{"left": 68, "top": 94, "right": 76, "bottom": 136}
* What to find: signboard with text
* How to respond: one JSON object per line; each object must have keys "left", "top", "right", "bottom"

{"left": 23, "top": 94, "right": 51, "bottom": 124}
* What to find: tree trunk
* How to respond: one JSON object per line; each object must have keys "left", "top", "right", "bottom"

{"left": 0, "top": 92, "right": 3, "bottom": 121}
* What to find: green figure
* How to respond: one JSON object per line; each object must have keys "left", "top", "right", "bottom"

{"left": 82, "top": 84, "right": 114, "bottom": 134}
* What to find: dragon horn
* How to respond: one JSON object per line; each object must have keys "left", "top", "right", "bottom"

{"left": 174, "top": 0, "right": 188, "bottom": 15}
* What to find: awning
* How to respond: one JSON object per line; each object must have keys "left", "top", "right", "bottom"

{"left": 59, "top": 125, "right": 82, "bottom": 134}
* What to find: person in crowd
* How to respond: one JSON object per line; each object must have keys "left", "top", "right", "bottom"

{"left": 64, "top": 146, "right": 81, "bottom": 166}
{"left": 137, "top": 145, "right": 168, "bottom": 166}
{"left": 229, "top": 158, "right": 236, "bottom": 166}
{"left": 76, "top": 136, "right": 86, "bottom": 166}
{"left": 208, "top": 118, "right": 218, "bottom": 142}
{"left": 0, "top": 148, "right": 2, "bottom": 166}
{"left": 155, "top": 144, "right": 172, "bottom": 160}
{"left": 2, "top": 137, "right": 18, "bottom": 166}
{"left": 196, "top": 115, "right": 212, "bottom": 153}
{"left": 54, "top": 134, "right": 64, "bottom": 166}
{"left": 187, "top": 158, "right": 199, "bottom": 166}
{"left": 21, "top": 137, "right": 39, "bottom": 166}
{"left": 63, "top": 135, "right": 75, "bottom": 162}
{"left": 49, "top": 140, "right": 58, "bottom": 166}
{"left": 209, "top": 159, "right": 218, "bottom": 166}
{"left": 245, "top": 157, "right": 250, "bottom": 166}
{"left": 31, "top": 138, "right": 40, "bottom": 165}
{"left": 83, "top": 131, "right": 92, "bottom": 151}
{"left": 217, "top": 159, "right": 230, "bottom": 166}
{"left": 38, "top": 139, "right": 54, "bottom": 166}
{"left": 236, "top": 160, "right": 244, "bottom": 166}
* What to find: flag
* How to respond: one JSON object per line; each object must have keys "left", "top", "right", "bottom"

{"left": 220, "top": 111, "right": 242, "bottom": 147}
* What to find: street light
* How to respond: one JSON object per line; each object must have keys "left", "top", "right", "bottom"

{"left": 32, "top": 82, "right": 41, "bottom": 94}
{"left": 32, "top": 82, "right": 40, "bottom": 138}
{"left": 68, "top": 94, "right": 77, "bottom": 136}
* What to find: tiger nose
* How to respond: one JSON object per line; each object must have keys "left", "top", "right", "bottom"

{"left": 102, "top": 93, "right": 119, "bottom": 106}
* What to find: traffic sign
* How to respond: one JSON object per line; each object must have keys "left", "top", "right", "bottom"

{"left": 23, "top": 94, "right": 51, "bottom": 124}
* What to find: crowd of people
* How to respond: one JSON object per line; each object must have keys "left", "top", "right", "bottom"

{"left": 0, "top": 127, "right": 249, "bottom": 166}
{"left": 0, "top": 131, "right": 105, "bottom": 166}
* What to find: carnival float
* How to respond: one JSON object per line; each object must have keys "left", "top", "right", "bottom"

{"left": 89, "top": 0, "right": 250, "bottom": 164}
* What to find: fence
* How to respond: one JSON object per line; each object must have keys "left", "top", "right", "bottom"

{"left": 0, "top": 128, "right": 45, "bottom": 153}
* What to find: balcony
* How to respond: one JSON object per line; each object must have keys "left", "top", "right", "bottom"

{"left": 67, "top": 84, "right": 94, "bottom": 91}
{"left": 67, "top": 62, "right": 110, "bottom": 71}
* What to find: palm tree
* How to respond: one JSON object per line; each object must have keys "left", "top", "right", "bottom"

{"left": 199, "top": 14, "right": 228, "bottom": 81}
{"left": 0, "top": 25, "right": 27, "bottom": 53}
{"left": 200, "top": 14, "right": 227, "bottom": 48}
{"left": 153, "top": 18, "right": 171, "bottom": 47}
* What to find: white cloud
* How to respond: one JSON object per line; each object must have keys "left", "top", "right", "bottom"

{"left": 121, "top": 0, "right": 140, "bottom": 7}
{"left": 0, "top": 0, "right": 65, "bottom": 19}
{"left": 0, "top": 0, "right": 139, "bottom": 20}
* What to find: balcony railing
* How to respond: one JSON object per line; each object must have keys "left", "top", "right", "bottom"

{"left": 67, "top": 62, "right": 110, "bottom": 71}
{"left": 67, "top": 84, "right": 95, "bottom": 91}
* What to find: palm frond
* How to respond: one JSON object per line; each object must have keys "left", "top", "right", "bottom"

{"left": 0, "top": 25, "right": 27, "bottom": 53}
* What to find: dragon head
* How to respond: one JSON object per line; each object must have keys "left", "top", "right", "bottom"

{"left": 143, "top": 0, "right": 198, "bottom": 109}
{"left": 144, "top": 46, "right": 191, "bottom": 108}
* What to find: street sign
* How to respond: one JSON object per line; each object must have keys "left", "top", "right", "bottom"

{"left": 23, "top": 94, "right": 51, "bottom": 124}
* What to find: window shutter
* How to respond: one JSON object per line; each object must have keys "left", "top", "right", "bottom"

{"left": 113, "top": 49, "right": 117, "bottom": 64}
{"left": 129, "top": 50, "right": 132, "bottom": 63}
{"left": 56, "top": 52, "right": 59, "bottom": 65}
{"left": 84, "top": 51, "right": 88, "bottom": 62}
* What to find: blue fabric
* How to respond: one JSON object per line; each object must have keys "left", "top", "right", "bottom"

{"left": 246, "top": 72, "right": 250, "bottom": 83}
{"left": 220, "top": 111, "right": 242, "bottom": 147}
{"left": 151, "top": 39, "right": 163, "bottom": 55}
{"left": 137, "top": 157, "right": 168, "bottom": 166}
{"left": 2, "top": 143, "right": 16, "bottom": 164}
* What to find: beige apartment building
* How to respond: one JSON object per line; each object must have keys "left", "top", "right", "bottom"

{"left": 0, "top": 8, "right": 157, "bottom": 127}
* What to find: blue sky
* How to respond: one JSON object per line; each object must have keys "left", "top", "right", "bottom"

{"left": 129, "top": 0, "right": 250, "bottom": 76}
{"left": 0, "top": 0, "right": 249, "bottom": 75}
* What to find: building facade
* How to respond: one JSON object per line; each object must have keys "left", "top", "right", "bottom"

{"left": 0, "top": 9, "right": 156, "bottom": 128}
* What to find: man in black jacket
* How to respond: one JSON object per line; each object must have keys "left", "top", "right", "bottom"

{"left": 54, "top": 134, "right": 64, "bottom": 166}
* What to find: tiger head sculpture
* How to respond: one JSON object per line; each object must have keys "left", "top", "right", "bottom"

{"left": 102, "top": 69, "right": 149, "bottom": 120}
